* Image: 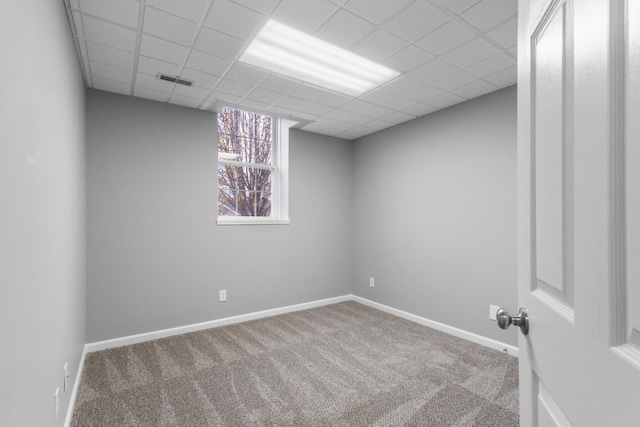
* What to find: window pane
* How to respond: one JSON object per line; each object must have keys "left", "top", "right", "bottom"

{"left": 218, "top": 164, "right": 272, "bottom": 217}
{"left": 217, "top": 107, "right": 272, "bottom": 165}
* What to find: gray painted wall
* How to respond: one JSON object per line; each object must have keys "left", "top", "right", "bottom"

{"left": 0, "top": 1, "right": 86, "bottom": 425}
{"left": 86, "top": 90, "right": 353, "bottom": 342}
{"left": 352, "top": 86, "right": 518, "bottom": 346}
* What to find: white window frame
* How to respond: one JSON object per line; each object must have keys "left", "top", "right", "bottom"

{"left": 215, "top": 104, "right": 294, "bottom": 225}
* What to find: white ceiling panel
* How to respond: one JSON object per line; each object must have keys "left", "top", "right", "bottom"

{"left": 460, "top": 0, "right": 517, "bottom": 32}
{"left": 78, "top": 0, "right": 139, "bottom": 28}
{"left": 193, "top": 27, "right": 244, "bottom": 60}
{"left": 146, "top": 0, "right": 210, "bottom": 22}
{"left": 384, "top": 1, "right": 450, "bottom": 42}
{"left": 442, "top": 38, "right": 500, "bottom": 68}
{"left": 344, "top": 0, "right": 412, "bottom": 25}
{"left": 315, "top": 9, "right": 375, "bottom": 48}
{"left": 66, "top": 0, "right": 517, "bottom": 140}
{"left": 416, "top": 20, "right": 476, "bottom": 55}
{"left": 82, "top": 15, "right": 137, "bottom": 52}
{"left": 92, "top": 77, "right": 131, "bottom": 95}
{"left": 86, "top": 41, "right": 135, "bottom": 70}
{"left": 204, "top": 0, "right": 264, "bottom": 40}
{"left": 143, "top": 7, "right": 199, "bottom": 46}
{"left": 139, "top": 35, "right": 190, "bottom": 65}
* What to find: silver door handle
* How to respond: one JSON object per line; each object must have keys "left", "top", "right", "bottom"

{"left": 496, "top": 307, "right": 529, "bottom": 335}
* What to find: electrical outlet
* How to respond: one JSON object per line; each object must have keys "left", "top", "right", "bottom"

{"left": 219, "top": 289, "right": 227, "bottom": 302}
{"left": 64, "top": 363, "right": 69, "bottom": 392}
{"left": 489, "top": 304, "right": 500, "bottom": 321}
{"left": 369, "top": 277, "right": 375, "bottom": 288}
{"left": 54, "top": 387, "right": 59, "bottom": 423}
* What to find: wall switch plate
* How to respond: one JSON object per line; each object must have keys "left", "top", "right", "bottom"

{"left": 369, "top": 277, "right": 375, "bottom": 288}
{"left": 489, "top": 304, "right": 500, "bottom": 321}
{"left": 219, "top": 290, "right": 227, "bottom": 302}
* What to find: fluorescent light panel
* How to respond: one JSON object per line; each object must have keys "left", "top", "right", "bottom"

{"left": 240, "top": 20, "right": 400, "bottom": 97}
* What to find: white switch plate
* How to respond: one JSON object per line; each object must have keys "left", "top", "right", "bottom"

{"left": 219, "top": 290, "right": 227, "bottom": 302}
{"left": 369, "top": 277, "right": 375, "bottom": 288}
{"left": 489, "top": 304, "right": 500, "bottom": 321}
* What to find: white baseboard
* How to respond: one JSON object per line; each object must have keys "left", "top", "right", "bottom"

{"left": 84, "top": 295, "right": 351, "bottom": 353}
{"left": 351, "top": 295, "right": 519, "bottom": 357}
{"left": 64, "top": 344, "right": 88, "bottom": 427}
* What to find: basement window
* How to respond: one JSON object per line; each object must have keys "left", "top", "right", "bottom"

{"left": 217, "top": 106, "right": 292, "bottom": 225}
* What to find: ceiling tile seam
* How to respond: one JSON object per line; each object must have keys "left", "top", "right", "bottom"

{"left": 65, "top": 3, "right": 91, "bottom": 88}
{"left": 130, "top": 0, "right": 148, "bottom": 96}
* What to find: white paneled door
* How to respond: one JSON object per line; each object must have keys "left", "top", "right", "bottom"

{"left": 517, "top": 0, "right": 640, "bottom": 425}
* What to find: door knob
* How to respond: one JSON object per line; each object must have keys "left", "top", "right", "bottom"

{"left": 496, "top": 307, "right": 529, "bottom": 335}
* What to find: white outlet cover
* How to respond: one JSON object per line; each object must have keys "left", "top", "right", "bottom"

{"left": 489, "top": 304, "right": 500, "bottom": 321}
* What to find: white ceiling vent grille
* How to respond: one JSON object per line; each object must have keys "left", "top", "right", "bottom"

{"left": 157, "top": 74, "right": 193, "bottom": 86}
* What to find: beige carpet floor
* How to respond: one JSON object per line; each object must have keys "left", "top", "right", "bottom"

{"left": 71, "top": 301, "right": 519, "bottom": 426}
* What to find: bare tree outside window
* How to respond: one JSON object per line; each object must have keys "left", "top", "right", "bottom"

{"left": 217, "top": 107, "right": 274, "bottom": 217}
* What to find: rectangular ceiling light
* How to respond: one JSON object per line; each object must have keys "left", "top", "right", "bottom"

{"left": 239, "top": 20, "right": 400, "bottom": 97}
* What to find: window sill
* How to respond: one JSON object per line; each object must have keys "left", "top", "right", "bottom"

{"left": 216, "top": 217, "right": 291, "bottom": 226}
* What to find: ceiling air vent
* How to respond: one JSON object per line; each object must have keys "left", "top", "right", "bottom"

{"left": 157, "top": 73, "right": 193, "bottom": 87}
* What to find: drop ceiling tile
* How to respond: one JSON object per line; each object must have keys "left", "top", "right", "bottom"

{"left": 273, "top": 96, "right": 310, "bottom": 111}
{"left": 464, "top": 52, "right": 516, "bottom": 78}
{"left": 322, "top": 108, "right": 359, "bottom": 122}
{"left": 193, "top": 27, "right": 244, "bottom": 60}
{"left": 344, "top": 0, "right": 413, "bottom": 25}
{"left": 82, "top": 15, "right": 138, "bottom": 52}
{"left": 300, "top": 102, "right": 334, "bottom": 116}
{"left": 316, "top": 92, "right": 351, "bottom": 108}
{"left": 451, "top": 79, "right": 497, "bottom": 99}
{"left": 385, "top": 96, "right": 416, "bottom": 111}
{"left": 242, "top": 99, "right": 271, "bottom": 110}
{"left": 290, "top": 84, "right": 329, "bottom": 101}
{"left": 401, "top": 102, "right": 437, "bottom": 117}
{"left": 405, "top": 84, "right": 445, "bottom": 102}
{"left": 487, "top": 17, "right": 517, "bottom": 48}
{"left": 69, "top": 0, "right": 81, "bottom": 10}
{"left": 352, "top": 29, "right": 405, "bottom": 62}
{"left": 90, "top": 61, "right": 133, "bottom": 85}
{"left": 92, "top": 77, "right": 131, "bottom": 95}
{"left": 146, "top": 0, "right": 209, "bottom": 22}
{"left": 139, "top": 35, "right": 190, "bottom": 64}
{"left": 443, "top": 38, "right": 500, "bottom": 68}
{"left": 460, "top": 0, "right": 518, "bottom": 32}
{"left": 258, "top": 75, "right": 300, "bottom": 94}
{"left": 232, "top": 0, "right": 277, "bottom": 14}
{"left": 362, "top": 119, "right": 395, "bottom": 132}
{"left": 384, "top": 45, "right": 435, "bottom": 72}
{"left": 384, "top": 1, "right": 450, "bottom": 42}
{"left": 267, "top": 105, "right": 296, "bottom": 117}
{"left": 137, "top": 56, "right": 181, "bottom": 76}
{"left": 185, "top": 51, "right": 231, "bottom": 76}
{"left": 225, "top": 63, "right": 268, "bottom": 85}
{"left": 432, "top": 70, "right": 477, "bottom": 91}
{"left": 173, "top": 83, "right": 212, "bottom": 99}
{"left": 204, "top": 0, "right": 264, "bottom": 40}
{"left": 179, "top": 68, "right": 220, "bottom": 89}
{"left": 136, "top": 72, "right": 175, "bottom": 91}
{"left": 86, "top": 41, "right": 135, "bottom": 70}
{"left": 484, "top": 66, "right": 517, "bottom": 87}
{"left": 409, "top": 59, "right": 459, "bottom": 83}
{"left": 382, "top": 76, "right": 423, "bottom": 95}
{"left": 143, "top": 7, "right": 199, "bottom": 46}
{"left": 340, "top": 99, "right": 375, "bottom": 114}
{"left": 170, "top": 94, "right": 203, "bottom": 108}
{"left": 215, "top": 78, "right": 254, "bottom": 97}
{"left": 426, "top": 92, "right": 466, "bottom": 109}
{"left": 362, "top": 105, "right": 394, "bottom": 119}
{"left": 272, "top": 0, "right": 337, "bottom": 33}
{"left": 315, "top": 9, "right": 375, "bottom": 48}
{"left": 416, "top": 20, "right": 476, "bottom": 55}
{"left": 382, "top": 111, "right": 414, "bottom": 125}
{"left": 360, "top": 89, "right": 397, "bottom": 104}
{"left": 209, "top": 91, "right": 243, "bottom": 105}
{"left": 336, "top": 129, "right": 364, "bottom": 140}
{"left": 431, "top": 0, "right": 481, "bottom": 14}
{"left": 134, "top": 86, "right": 172, "bottom": 102}
{"left": 79, "top": 0, "right": 139, "bottom": 28}
{"left": 246, "top": 87, "right": 283, "bottom": 104}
